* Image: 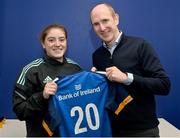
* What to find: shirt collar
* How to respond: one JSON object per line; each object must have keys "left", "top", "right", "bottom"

{"left": 103, "top": 31, "right": 123, "bottom": 49}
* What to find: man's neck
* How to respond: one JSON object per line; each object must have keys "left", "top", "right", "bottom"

{"left": 104, "top": 31, "right": 122, "bottom": 48}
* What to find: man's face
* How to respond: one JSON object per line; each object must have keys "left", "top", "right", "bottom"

{"left": 42, "top": 28, "right": 67, "bottom": 62}
{"left": 91, "top": 4, "right": 119, "bottom": 46}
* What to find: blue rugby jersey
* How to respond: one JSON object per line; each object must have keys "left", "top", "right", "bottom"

{"left": 43, "top": 71, "right": 133, "bottom": 137}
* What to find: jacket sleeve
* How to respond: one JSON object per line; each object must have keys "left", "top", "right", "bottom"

{"left": 12, "top": 69, "right": 48, "bottom": 120}
{"left": 131, "top": 40, "right": 171, "bottom": 95}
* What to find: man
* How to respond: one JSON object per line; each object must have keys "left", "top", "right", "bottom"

{"left": 90, "top": 3, "right": 171, "bottom": 137}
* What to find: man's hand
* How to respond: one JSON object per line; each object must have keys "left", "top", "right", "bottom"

{"left": 106, "top": 66, "right": 128, "bottom": 83}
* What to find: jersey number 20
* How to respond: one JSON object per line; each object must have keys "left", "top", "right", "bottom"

{"left": 70, "top": 103, "right": 100, "bottom": 135}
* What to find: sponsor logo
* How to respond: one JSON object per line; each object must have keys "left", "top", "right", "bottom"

{"left": 75, "top": 84, "right": 81, "bottom": 91}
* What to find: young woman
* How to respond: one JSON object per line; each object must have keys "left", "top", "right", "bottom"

{"left": 12, "top": 24, "right": 81, "bottom": 137}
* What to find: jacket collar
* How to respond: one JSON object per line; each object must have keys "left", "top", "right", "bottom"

{"left": 44, "top": 54, "right": 67, "bottom": 65}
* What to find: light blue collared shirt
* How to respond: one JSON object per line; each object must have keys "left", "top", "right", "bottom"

{"left": 103, "top": 31, "right": 122, "bottom": 55}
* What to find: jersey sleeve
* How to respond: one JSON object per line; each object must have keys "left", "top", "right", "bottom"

{"left": 105, "top": 82, "right": 133, "bottom": 115}
{"left": 42, "top": 96, "right": 61, "bottom": 136}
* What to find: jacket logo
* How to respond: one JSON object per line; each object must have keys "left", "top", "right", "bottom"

{"left": 43, "top": 76, "right": 53, "bottom": 83}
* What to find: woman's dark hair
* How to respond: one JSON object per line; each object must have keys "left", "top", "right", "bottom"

{"left": 40, "top": 24, "right": 67, "bottom": 44}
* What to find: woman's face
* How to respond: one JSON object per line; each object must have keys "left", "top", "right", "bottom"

{"left": 42, "top": 28, "right": 67, "bottom": 62}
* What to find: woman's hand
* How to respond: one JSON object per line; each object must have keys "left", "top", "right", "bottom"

{"left": 43, "top": 81, "right": 57, "bottom": 99}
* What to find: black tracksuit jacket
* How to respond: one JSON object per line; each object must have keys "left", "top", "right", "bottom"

{"left": 92, "top": 34, "right": 171, "bottom": 135}
{"left": 12, "top": 55, "right": 81, "bottom": 137}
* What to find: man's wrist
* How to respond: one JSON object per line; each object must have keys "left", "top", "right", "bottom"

{"left": 122, "top": 72, "right": 134, "bottom": 85}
